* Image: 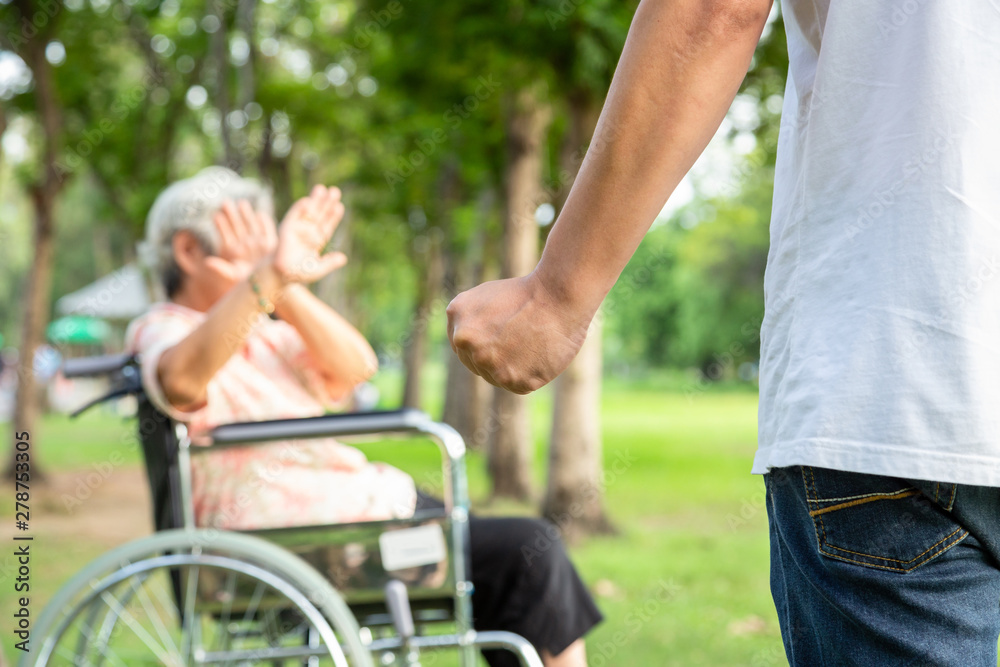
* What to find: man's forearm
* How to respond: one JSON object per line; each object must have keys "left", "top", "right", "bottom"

{"left": 535, "top": 0, "right": 773, "bottom": 314}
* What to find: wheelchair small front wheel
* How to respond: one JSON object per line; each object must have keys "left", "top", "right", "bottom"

{"left": 21, "top": 529, "right": 374, "bottom": 667}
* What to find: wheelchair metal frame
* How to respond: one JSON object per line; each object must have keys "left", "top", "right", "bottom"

{"left": 25, "top": 354, "right": 544, "bottom": 667}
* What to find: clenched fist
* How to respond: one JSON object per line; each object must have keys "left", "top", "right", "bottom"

{"left": 446, "top": 274, "right": 595, "bottom": 394}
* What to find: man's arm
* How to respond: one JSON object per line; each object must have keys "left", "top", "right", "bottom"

{"left": 447, "top": 0, "right": 773, "bottom": 393}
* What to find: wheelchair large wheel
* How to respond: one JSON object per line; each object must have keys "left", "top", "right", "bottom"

{"left": 22, "top": 529, "right": 374, "bottom": 667}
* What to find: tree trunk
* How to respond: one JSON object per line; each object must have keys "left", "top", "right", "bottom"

{"left": 488, "top": 84, "right": 551, "bottom": 501}
{"left": 442, "top": 347, "right": 493, "bottom": 448}
{"left": 401, "top": 232, "right": 444, "bottom": 409}
{"left": 211, "top": 0, "right": 235, "bottom": 168}
{"left": 236, "top": 0, "right": 256, "bottom": 112}
{"left": 0, "top": 107, "right": 7, "bottom": 173}
{"left": 314, "top": 206, "right": 352, "bottom": 317}
{"left": 544, "top": 315, "right": 615, "bottom": 539}
{"left": 11, "top": 191, "right": 57, "bottom": 478}
{"left": 7, "top": 1, "right": 65, "bottom": 480}
{"left": 92, "top": 224, "right": 114, "bottom": 277}
{"left": 544, "top": 92, "right": 614, "bottom": 537}
{"left": 441, "top": 218, "right": 492, "bottom": 449}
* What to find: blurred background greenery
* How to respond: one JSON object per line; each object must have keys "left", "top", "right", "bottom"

{"left": 0, "top": 0, "right": 790, "bottom": 663}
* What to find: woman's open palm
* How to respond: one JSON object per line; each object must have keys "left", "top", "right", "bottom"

{"left": 206, "top": 200, "right": 279, "bottom": 282}
{"left": 274, "top": 185, "right": 348, "bottom": 284}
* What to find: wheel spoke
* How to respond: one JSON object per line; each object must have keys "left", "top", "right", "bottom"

{"left": 216, "top": 570, "right": 239, "bottom": 665}
{"left": 128, "top": 571, "right": 182, "bottom": 659}
{"left": 180, "top": 564, "right": 200, "bottom": 662}
{"left": 98, "top": 589, "right": 178, "bottom": 666}
{"left": 55, "top": 642, "right": 93, "bottom": 667}
{"left": 68, "top": 605, "right": 131, "bottom": 667}
{"left": 240, "top": 579, "right": 269, "bottom": 627}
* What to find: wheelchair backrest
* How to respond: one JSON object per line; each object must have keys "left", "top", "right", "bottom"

{"left": 136, "top": 393, "right": 186, "bottom": 533}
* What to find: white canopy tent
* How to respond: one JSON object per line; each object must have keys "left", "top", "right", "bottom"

{"left": 55, "top": 263, "right": 152, "bottom": 321}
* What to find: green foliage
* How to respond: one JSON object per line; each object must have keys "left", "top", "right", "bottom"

{"left": 607, "top": 165, "right": 774, "bottom": 375}
{"left": 0, "top": 0, "right": 790, "bottom": 379}
{"left": 605, "top": 221, "right": 682, "bottom": 369}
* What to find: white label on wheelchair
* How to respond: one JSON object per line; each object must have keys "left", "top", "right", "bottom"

{"left": 379, "top": 524, "right": 448, "bottom": 571}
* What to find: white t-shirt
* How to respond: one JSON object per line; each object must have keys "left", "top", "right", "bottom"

{"left": 754, "top": 1, "right": 1000, "bottom": 486}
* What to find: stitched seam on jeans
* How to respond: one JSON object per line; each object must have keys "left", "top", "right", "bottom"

{"left": 945, "top": 484, "right": 957, "bottom": 511}
{"left": 934, "top": 483, "right": 940, "bottom": 504}
{"left": 820, "top": 530, "right": 968, "bottom": 573}
{"left": 804, "top": 466, "right": 830, "bottom": 548}
{"left": 801, "top": 467, "right": 827, "bottom": 555}
{"left": 805, "top": 487, "right": 919, "bottom": 506}
{"left": 807, "top": 490, "right": 921, "bottom": 517}
{"left": 823, "top": 526, "right": 967, "bottom": 564}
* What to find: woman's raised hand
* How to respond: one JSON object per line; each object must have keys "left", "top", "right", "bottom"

{"left": 273, "top": 185, "right": 348, "bottom": 285}
{"left": 206, "top": 200, "right": 279, "bottom": 282}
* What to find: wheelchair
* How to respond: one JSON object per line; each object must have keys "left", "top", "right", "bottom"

{"left": 22, "top": 354, "right": 544, "bottom": 667}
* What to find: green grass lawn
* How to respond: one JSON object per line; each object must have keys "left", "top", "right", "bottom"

{"left": 1, "top": 380, "right": 783, "bottom": 665}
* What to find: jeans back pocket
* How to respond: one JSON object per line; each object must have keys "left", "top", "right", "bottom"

{"left": 801, "top": 466, "right": 967, "bottom": 573}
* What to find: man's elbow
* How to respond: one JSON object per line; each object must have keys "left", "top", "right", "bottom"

{"left": 699, "top": 0, "right": 773, "bottom": 38}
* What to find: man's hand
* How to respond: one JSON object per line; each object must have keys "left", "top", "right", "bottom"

{"left": 446, "top": 274, "right": 594, "bottom": 394}
{"left": 273, "top": 184, "right": 348, "bottom": 284}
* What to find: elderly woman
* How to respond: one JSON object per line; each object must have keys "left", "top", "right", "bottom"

{"left": 126, "top": 167, "right": 601, "bottom": 667}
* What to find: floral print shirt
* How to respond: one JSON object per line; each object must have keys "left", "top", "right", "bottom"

{"left": 125, "top": 302, "right": 416, "bottom": 530}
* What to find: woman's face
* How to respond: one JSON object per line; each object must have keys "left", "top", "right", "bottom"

{"left": 171, "top": 230, "right": 242, "bottom": 312}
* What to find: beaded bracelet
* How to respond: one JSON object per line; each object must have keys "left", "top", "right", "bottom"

{"left": 248, "top": 270, "right": 276, "bottom": 315}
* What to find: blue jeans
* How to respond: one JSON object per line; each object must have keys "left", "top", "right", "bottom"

{"left": 766, "top": 466, "right": 1000, "bottom": 666}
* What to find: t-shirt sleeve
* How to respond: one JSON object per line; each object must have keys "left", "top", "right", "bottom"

{"left": 261, "top": 319, "right": 348, "bottom": 410}
{"left": 125, "top": 309, "right": 208, "bottom": 423}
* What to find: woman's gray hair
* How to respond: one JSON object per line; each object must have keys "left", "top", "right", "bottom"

{"left": 139, "top": 167, "right": 274, "bottom": 298}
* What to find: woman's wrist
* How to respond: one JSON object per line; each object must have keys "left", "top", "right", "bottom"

{"left": 248, "top": 259, "right": 288, "bottom": 313}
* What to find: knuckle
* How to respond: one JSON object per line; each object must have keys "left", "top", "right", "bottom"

{"left": 451, "top": 329, "right": 473, "bottom": 351}
{"left": 470, "top": 348, "right": 494, "bottom": 369}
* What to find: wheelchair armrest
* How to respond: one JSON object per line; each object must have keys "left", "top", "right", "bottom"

{"left": 211, "top": 408, "right": 429, "bottom": 443}
{"left": 207, "top": 409, "right": 467, "bottom": 461}
{"left": 62, "top": 352, "right": 135, "bottom": 378}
